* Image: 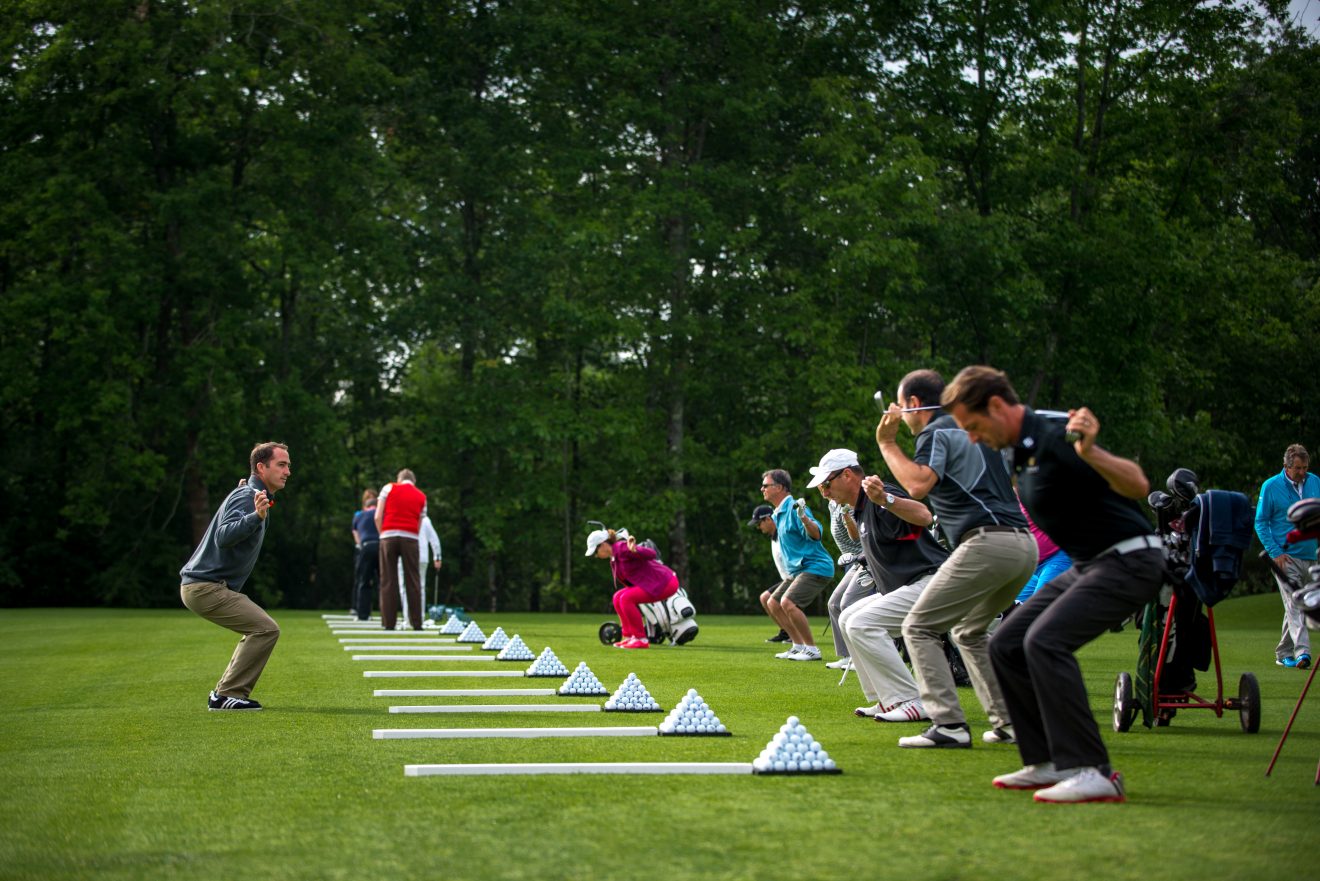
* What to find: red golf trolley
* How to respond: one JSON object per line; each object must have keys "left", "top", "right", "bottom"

{"left": 1112, "top": 469, "right": 1261, "bottom": 735}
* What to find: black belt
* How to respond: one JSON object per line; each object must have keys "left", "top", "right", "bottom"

{"left": 960, "top": 524, "right": 1031, "bottom": 544}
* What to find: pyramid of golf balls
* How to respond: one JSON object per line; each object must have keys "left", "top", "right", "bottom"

{"left": 752, "top": 716, "right": 839, "bottom": 774}
{"left": 456, "top": 621, "right": 486, "bottom": 643}
{"left": 525, "top": 647, "right": 570, "bottom": 678}
{"left": 439, "top": 614, "right": 466, "bottom": 635}
{"left": 557, "top": 662, "right": 608, "bottom": 696}
{"left": 602, "top": 673, "right": 662, "bottom": 712}
{"left": 657, "top": 689, "right": 729, "bottom": 736}
{"left": 481, "top": 627, "right": 510, "bottom": 651}
{"left": 495, "top": 634, "right": 534, "bottom": 661}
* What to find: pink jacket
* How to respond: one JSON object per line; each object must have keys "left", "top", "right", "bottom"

{"left": 609, "top": 541, "right": 678, "bottom": 599}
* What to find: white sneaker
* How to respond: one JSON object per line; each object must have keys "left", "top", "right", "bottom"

{"left": 788, "top": 646, "right": 822, "bottom": 661}
{"left": 825, "top": 657, "right": 852, "bottom": 670}
{"left": 982, "top": 725, "right": 1015, "bottom": 744}
{"left": 992, "top": 762, "right": 1076, "bottom": 790}
{"left": 854, "top": 702, "right": 883, "bottom": 718}
{"left": 1033, "top": 767, "right": 1126, "bottom": 803}
{"left": 774, "top": 647, "right": 800, "bottom": 659}
{"left": 898, "top": 723, "right": 971, "bottom": 749}
{"left": 875, "top": 699, "right": 928, "bottom": 723}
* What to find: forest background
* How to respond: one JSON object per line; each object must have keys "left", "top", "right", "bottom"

{"left": 2, "top": 0, "right": 1317, "bottom": 614}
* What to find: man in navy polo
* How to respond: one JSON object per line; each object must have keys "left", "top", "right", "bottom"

{"left": 943, "top": 365, "right": 1163, "bottom": 804}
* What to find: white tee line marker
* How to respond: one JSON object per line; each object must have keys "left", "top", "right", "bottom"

{"left": 389, "top": 704, "right": 602, "bottom": 714}
{"left": 351, "top": 655, "right": 494, "bottom": 661}
{"left": 364, "top": 670, "right": 525, "bottom": 678}
{"left": 343, "top": 645, "right": 473, "bottom": 651}
{"left": 338, "top": 637, "right": 457, "bottom": 643}
{"left": 376, "top": 726, "right": 658, "bottom": 739}
{"left": 331, "top": 631, "right": 454, "bottom": 637}
{"left": 374, "top": 688, "right": 555, "bottom": 697}
{"left": 405, "top": 762, "right": 754, "bottom": 777}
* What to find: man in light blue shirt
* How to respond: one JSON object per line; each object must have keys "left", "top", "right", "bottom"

{"left": 759, "top": 469, "right": 835, "bottom": 661}
{"left": 1255, "top": 444, "right": 1320, "bottom": 669}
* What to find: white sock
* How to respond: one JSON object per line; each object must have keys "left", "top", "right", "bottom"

{"left": 792, "top": 643, "right": 804, "bottom": 652}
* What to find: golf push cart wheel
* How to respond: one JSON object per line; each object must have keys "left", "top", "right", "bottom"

{"left": 599, "top": 621, "right": 622, "bottom": 646}
{"left": 1237, "top": 672, "right": 1261, "bottom": 734}
{"left": 1113, "top": 671, "right": 1138, "bottom": 733}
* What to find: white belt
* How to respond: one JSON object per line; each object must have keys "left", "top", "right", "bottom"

{"left": 1099, "top": 535, "right": 1164, "bottom": 557}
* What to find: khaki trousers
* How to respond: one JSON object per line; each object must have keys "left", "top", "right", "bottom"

{"left": 181, "top": 581, "right": 281, "bottom": 699}
{"left": 901, "top": 529, "right": 1037, "bottom": 728}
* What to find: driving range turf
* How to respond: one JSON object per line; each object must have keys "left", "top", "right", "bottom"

{"left": 1, "top": 594, "right": 1316, "bottom": 881}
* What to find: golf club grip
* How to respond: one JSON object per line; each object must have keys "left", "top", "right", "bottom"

{"left": 1064, "top": 430, "right": 1081, "bottom": 443}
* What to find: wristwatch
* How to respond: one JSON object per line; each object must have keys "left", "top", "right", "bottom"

{"left": 883, "top": 492, "right": 896, "bottom": 508}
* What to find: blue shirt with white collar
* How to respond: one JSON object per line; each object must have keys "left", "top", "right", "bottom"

{"left": 1255, "top": 468, "right": 1320, "bottom": 560}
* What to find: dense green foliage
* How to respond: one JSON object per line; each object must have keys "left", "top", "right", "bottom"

{"left": 2, "top": 1, "right": 1316, "bottom": 610}
{"left": 1, "top": 601, "right": 1317, "bottom": 880}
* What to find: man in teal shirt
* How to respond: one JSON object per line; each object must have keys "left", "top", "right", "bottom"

{"left": 1255, "top": 444, "right": 1320, "bottom": 669}
{"left": 760, "top": 469, "right": 835, "bottom": 661}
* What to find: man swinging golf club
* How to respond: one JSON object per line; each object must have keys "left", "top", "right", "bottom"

{"left": 180, "top": 442, "right": 289, "bottom": 711}
{"left": 943, "top": 366, "right": 1163, "bottom": 803}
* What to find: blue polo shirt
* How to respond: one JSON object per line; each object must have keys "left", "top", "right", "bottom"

{"left": 1255, "top": 469, "right": 1320, "bottom": 560}
{"left": 771, "top": 495, "right": 835, "bottom": 578}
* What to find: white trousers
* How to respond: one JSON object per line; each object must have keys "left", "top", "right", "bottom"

{"left": 839, "top": 574, "right": 932, "bottom": 709}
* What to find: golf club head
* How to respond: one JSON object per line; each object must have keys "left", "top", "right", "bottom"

{"left": 1147, "top": 490, "right": 1174, "bottom": 512}
{"left": 1287, "top": 498, "right": 1320, "bottom": 532}
{"left": 1165, "top": 468, "right": 1200, "bottom": 502}
{"left": 1294, "top": 584, "right": 1320, "bottom": 629}
{"left": 873, "top": 390, "right": 885, "bottom": 412}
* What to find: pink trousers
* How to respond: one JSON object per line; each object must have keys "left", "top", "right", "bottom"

{"left": 613, "top": 576, "right": 680, "bottom": 638}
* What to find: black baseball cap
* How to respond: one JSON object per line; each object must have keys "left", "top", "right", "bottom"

{"left": 747, "top": 504, "right": 774, "bottom": 526}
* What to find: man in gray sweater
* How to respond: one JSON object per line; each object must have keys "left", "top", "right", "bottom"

{"left": 180, "top": 442, "right": 290, "bottom": 710}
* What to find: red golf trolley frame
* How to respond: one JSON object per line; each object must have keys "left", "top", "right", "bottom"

{"left": 1112, "top": 589, "right": 1260, "bottom": 734}
{"left": 1111, "top": 472, "right": 1261, "bottom": 735}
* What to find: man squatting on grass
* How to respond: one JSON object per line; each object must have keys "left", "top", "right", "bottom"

{"left": 944, "top": 366, "right": 1164, "bottom": 804}
{"left": 180, "top": 442, "right": 290, "bottom": 711}
{"left": 807, "top": 448, "right": 949, "bottom": 723}
{"left": 876, "top": 369, "right": 1037, "bottom": 749}
{"left": 758, "top": 469, "right": 835, "bottom": 661}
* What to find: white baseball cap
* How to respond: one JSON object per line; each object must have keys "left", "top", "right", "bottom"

{"left": 584, "top": 528, "right": 611, "bottom": 557}
{"left": 806, "top": 449, "right": 860, "bottom": 488}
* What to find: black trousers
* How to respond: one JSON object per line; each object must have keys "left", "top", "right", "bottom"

{"left": 989, "top": 547, "right": 1164, "bottom": 771}
{"left": 354, "top": 540, "right": 380, "bottom": 620}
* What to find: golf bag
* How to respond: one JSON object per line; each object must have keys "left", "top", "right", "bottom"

{"left": 639, "top": 588, "right": 699, "bottom": 645}
{"left": 598, "top": 587, "right": 700, "bottom": 647}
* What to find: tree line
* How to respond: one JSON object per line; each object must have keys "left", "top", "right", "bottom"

{"left": 2, "top": 0, "right": 1316, "bottom": 612}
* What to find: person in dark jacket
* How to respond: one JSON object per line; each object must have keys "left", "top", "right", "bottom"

{"left": 180, "top": 442, "right": 290, "bottom": 711}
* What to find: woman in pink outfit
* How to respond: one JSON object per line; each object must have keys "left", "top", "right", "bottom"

{"left": 586, "top": 528, "right": 679, "bottom": 648}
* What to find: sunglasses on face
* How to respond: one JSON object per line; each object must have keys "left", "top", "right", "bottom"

{"left": 820, "top": 469, "right": 845, "bottom": 490}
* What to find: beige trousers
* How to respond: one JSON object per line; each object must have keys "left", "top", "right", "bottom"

{"left": 900, "top": 529, "right": 1037, "bottom": 729}
{"left": 181, "top": 581, "right": 280, "bottom": 699}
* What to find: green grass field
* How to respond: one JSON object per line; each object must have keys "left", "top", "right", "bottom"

{"left": 2, "top": 595, "right": 1317, "bottom": 881}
